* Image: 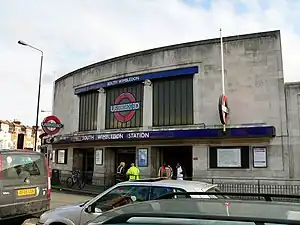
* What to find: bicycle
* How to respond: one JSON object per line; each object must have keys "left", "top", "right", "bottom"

{"left": 66, "top": 169, "right": 86, "bottom": 189}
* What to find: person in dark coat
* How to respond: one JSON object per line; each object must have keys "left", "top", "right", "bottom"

{"left": 116, "top": 162, "right": 126, "bottom": 183}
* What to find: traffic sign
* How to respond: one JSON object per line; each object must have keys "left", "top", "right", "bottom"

{"left": 41, "top": 115, "right": 63, "bottom": 135}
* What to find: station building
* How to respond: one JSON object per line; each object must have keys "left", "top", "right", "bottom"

{"left": 50, "top": 30, "right": 297, "bottom": 184}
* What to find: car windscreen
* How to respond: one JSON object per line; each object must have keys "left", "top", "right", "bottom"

{"left": 1, "top": 153, "right": 46, "bottom": 179}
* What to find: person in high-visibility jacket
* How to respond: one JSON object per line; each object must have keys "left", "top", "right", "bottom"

{"left": 126, "top": 163, "right": 140, "bottom": 181}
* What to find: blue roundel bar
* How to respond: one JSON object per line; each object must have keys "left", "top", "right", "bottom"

{"left": 110, "top": 102, "right": 140, "bottom": 113}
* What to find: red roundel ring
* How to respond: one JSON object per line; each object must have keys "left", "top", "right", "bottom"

{"left": 41, "top": 115, "right": 62, "bottom": 135}
{"left": 218, "top": 94, "right": 229, "bottom": 125}
{"left": 114, "top": 93, "right": 136, "bottom": 122}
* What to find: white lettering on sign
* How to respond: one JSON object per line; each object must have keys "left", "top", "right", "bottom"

{"left": 41, "top": 122, "right": 63, "bottom": 128}
{"left": 110, "top": 102, "right": 140, "bottom": 113}
{"left": 107, "top": 76, "right": 139, "bottom": 86}
{"left": 96, "top": 133, "right": 124, "bottom": 140}
{"left": 73, "top": 135, "right": 94, "bottom": 142}
{"left": 127, "top": 132, "right": 150, "bottom": 139}
{"left": 94, "top": 132, "right": 150, "bottom": 140}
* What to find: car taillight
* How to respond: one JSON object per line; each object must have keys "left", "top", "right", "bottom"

{"left": 0, "top": 154, "right": 2, "bottom": 180}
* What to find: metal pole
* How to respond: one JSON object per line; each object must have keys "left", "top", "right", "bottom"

{"left": 220, "top": 28, "right": 226, "bottom": 132}
{"left": 34, "top": 53, "right": 44, "bottom": 151}
{"left": 220, "top": 28, "right": 225, "bottom": 96}
{"left": 51, "top": 71, "right": 56, "bottom": 114}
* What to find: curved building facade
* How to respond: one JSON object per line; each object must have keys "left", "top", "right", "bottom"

{"left": 50, "top": 30, "right": 293, "bottom": 185}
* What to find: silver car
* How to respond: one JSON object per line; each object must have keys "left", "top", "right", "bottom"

{"left": 87, "top": 195, "right": 300, "bottom": 225}
{"left": 38, "top": 178, "right": 219, "bottom": 225}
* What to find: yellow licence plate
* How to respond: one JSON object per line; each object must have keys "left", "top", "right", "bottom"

{"left": 17, "top": 188, "right": 36, "bottom": 197}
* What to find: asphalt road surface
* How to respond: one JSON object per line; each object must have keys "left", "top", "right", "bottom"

{"left": 10, "top": 191, "right": 92, "bottom": 225}
{"left": 49, "top": 191, "right": 92, "bottom": 209}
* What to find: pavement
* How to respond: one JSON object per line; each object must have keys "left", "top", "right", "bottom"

{"left": 51, "top": 184, "right": 103, "bottom": 196}
{"left": 17, "top": 192, "right": 92, "bottom": 225}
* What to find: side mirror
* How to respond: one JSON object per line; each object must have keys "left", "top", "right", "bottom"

{"left": 130, "top": 196, "right": 137, "bottom": 202}
{"left": 85, "top": 205, "right": 92, "bottom": 213}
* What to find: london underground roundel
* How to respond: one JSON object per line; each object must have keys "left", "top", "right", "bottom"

{"left": 41, "top": 115, "right": 64, "bottom": 135}
{"left": 218, "top": 94, "right": 229, "bottom": 125}
{"left": 110, "top": 92, "right": 140, "bottom": 123}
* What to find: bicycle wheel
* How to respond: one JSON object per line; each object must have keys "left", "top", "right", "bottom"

{"left": 66, "top": 177, "right": 74, "bottom": 188}
{"left": 77, "top": 178, "right": 85, "bottom": 189}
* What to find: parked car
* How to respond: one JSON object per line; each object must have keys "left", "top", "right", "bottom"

{"left": 38, "top": 178, "right": 221, "bottom": 225}
{"left": 0, "top": 149, "right": 51, "bottom": 221}
{"left": 86, "top": 192, "right": 300, "bottom": 225}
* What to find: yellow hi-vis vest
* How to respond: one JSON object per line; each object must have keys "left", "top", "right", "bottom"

{"left": 126, "top": 166, "right": 140, "bottom": 181}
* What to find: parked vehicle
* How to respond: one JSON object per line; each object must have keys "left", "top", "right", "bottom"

{"left": 38, "top": 178, "right": 220, "bottom": 225}
{"left": 87, "top": 192, "right": 300, "bottom": 225}
{"left": 0, "top": 149, "right": 51, "bottom": 221}
{"left": 67, "top": 169, "right": 85, "bottom": 189}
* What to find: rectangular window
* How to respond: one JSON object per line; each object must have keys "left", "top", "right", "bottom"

{"left": 153, "top": 75, "right": 194, "bottom": 126}
{"left": 149, "top": 186, "right": 188, "bottom": 200}
{"left": 55, "top": 149, "right": 68, "bottom": 164}
{"left": 2, "top": 153, "right": 46, "bottom": 180}
{"left": 209, "top": 146, "right": 250, "bottom": 169}
{"left": 105, "top": 84, "right": 144, "bottom": 129}
{"left": 78, "top": 91, "right": 99, "bottom": 132}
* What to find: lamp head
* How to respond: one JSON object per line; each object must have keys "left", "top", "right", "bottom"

{"left": 17, "top": 40, "right": 27, "bottom": 46}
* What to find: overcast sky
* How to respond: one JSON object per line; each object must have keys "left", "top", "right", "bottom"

{"left": 1, "top": 0, "right": 299, "bottom": 125}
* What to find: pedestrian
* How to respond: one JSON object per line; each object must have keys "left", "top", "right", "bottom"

{"left": 116, "top": 162, "right": 126, "bottom": 183}
{"left": 126, "top": 163, "right": 140, "bottom": 181}
{"left": 176, "top": 163, "right": 185, "bottom": 180}
{"left": 158, "top": 162, "right": 173, "bottom": 179}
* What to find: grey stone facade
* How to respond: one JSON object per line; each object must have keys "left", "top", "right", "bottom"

{"left": 51, "top": 30, "right": 298, "bottom": 181}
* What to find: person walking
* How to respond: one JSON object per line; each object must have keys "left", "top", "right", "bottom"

{"left": 158, "top": 162, "right": 173, "bottom": 179}
{"left": 116, "top": 162, "right": 126, "bottom": 183}
{"left": 176, "top": 163, "right": 185, "bottom": 180}
{"left": 126, "top": 163, "right": 140, "bottom": 181}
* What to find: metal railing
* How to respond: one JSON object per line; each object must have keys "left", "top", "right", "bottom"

{"left": 51, "top": 169, "right": 300, "bottom": 195}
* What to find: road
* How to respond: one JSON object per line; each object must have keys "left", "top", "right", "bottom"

{"left": 50, "top": 191, "right": 92, "bottom": 209}
{"left": 16, "top": 191, "right": 92, "bottom": 225}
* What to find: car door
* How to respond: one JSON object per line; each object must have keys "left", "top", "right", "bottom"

{"left": 80, "top": 185, "right": 150, "bottom": 225}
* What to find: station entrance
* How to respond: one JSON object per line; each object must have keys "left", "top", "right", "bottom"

{"left": 114, "top": 147, "right": 136, "bottom": 172}
{"left": 158, "top": 146, "right": 193, "bottom": 180}
{"left": 73, "top": 148, "right": 94, "bottom": 184}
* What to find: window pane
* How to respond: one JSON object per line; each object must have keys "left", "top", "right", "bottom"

{"left": 95, "top": 185, "right": 150, "bottom": 212}
{"left": 98, "top": 186, "right": 150, "bottom": 204}
{"left": 78, "top": 92, "right": 98, "bottom": 131}
{"left": 150, "top": 187, "right": 174, "bottom": 200}
{"left": 105, "top": 84, "right": 144, "bottom": 129}
{"left": 2, "top": 153, "right": 46, "bottom": 180}
{"left": 152, "top": 76, "right": 194, "bottom": 126}
{"left": 174, "top": 188, "right": 190, "bottom": 198}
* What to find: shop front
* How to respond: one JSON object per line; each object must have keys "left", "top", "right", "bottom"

{"left": 51, "top": 125, "right": 276, "bottom": 185}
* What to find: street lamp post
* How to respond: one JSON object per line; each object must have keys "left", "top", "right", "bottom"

{"left": 18, "top": 40, "right": 44, "bottom": 152}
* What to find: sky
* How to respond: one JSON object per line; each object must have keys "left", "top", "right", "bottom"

{"left": 1, "top": 0, "right": 300, "bottom": 126}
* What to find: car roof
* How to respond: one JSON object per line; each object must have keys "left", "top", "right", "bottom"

{"left": 0, "top": 149, "right": 44, "bottom": 156}
{"left": 89, "top": 198, "right": 300, "bottom": 224}
{"left": 118, "top": 179, "right": 216, "bottom": 191}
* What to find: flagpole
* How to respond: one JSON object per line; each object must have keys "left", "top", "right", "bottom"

{"left": 220, "top": 28, "right": 225, "bottom": 96}
{"left": 220, "top": 28, "right": 226, "bottom": 132}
